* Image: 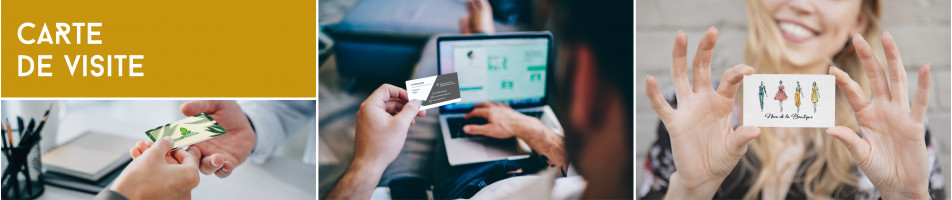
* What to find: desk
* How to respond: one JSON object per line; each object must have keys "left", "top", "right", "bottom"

{"left": 38, "top": 156, "right": 316, "bottom": 199}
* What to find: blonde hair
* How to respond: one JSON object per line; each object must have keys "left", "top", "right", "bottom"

{"left": 736, "top": 0, "right": 881, "bottom": 199}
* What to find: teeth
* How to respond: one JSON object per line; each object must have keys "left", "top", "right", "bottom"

{"left": 780, "top": 22, "right": 815, "bottom": 38}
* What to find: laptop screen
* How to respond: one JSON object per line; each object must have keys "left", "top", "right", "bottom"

{"left": 437, "top": 34, "right": 551, "bottom": 112}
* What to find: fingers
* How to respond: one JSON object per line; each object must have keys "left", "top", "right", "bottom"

{"left": 364, "top": 84, "right": 411, "bottom": 111}
{"left": 692, "top": 27, "right": 719, "bottom": 92}
{"left": 459, "top": 16, "right": 471, "bottom": 34}
{"left": 882, "top": 32, "right": 909, "bottom": 106}
{"left": 216, "top": 161, "right": 235, "bottom": 178}
{"left": 180, "top": 100, "right": 226, "bottom": 116}
{"left": 130, "top": 140, "right": 151, "bottom": 159}
{"left": 716, "top": 64, "right": 755, "bottom": 99}
{"left": 728, "top": 126, "right": 761, "bottom": 155}
{"left": 172, "top": 149, "right": 199, "bottom": 167}
{"left": 464, "top": 107, "right": 490, "bottom": 119}
{"left": 199, "top": 153, "right": 224, "bottom": 175}
{"left": 646, "top": 75, "right": 674, "bottom": 121}
{"left": 143, "top": 137, "right": 174, "bottom": 159}
{"left": 463, "top": 124, "right": 495, "bottom": 136}
{"left": 671, "top": 31, "right": 692, "bottom": 99}
{"left": 852, "top": 33, "right": 891, "bottom": 100}
{"left": 385, "top": 99, "right": 426, "bottom": 117}
{"left": 830, "top": 67, "right": 871, "bottom": 112}
{"left": 394, "top": 100, "right": 422, "bottom": 125}
{"left": 911, "top": 63, "right": 931, "bottom": 122}
{"left": 827, "top": 126, "right": 870, "bottom": 165}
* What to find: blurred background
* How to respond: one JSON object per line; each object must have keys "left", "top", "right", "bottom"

{"left": 635, "top": 0, "right": 950, "bottom": 197}
{"left": 0, "top": 100, "right": 315, "bottom": 199}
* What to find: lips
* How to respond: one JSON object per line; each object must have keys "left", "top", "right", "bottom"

{"left": 778, "top": 21, "right": 818, "bottom": 43}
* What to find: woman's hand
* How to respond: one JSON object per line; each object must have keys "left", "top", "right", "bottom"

{"left": 645, "top": 27, "right": 760, "bottom": 199}
{"left": 111, "top": 137, "right": 201, "bottom": 200}
{"left": 827, "top": 33, "right": 932, "bottom": 199}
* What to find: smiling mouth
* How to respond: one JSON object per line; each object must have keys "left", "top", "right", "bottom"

{"left": 778, "top": 21, "right": 818, "bottom": 43}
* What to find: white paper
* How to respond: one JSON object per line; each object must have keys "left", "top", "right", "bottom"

{"left": 743, "top": 74, "right": 835, "bottom": 127}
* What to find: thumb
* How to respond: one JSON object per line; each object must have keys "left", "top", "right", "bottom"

{"left": 394, "top": 100, "right": 422, "bottom": 125}
{"left": 827, "top": 126, "right": 870, "bottom": 165}
{"left": 143, "top": 136, "right": 175, "bottom": 159}
{"left": 728, "top": 126, "right": 761, "bottom": 154}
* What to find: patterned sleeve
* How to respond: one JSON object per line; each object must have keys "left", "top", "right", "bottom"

{"left": 638, "top": 91, "right": 678, "bottom": 199}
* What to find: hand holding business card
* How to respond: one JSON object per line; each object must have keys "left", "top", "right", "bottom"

{"left": 406, "top": 72, "right": 462, "bottom": 110}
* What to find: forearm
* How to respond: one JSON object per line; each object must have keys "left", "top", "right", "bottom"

{"left": 665, "top": 172, "right": 726, "bottom": 200}
{"left": 516, "top": 119, "right": 568, "bottom": 175}
{"left": 326, "top": 159, "right": 387, "bottom": 200}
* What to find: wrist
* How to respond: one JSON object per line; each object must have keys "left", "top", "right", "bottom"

{"left": 350, "top": 153, "right": 390, "bottom": 175}
{"left": 110, "top": 177, "right": 142, "bottom": 200}
{"left": 666, "top": 172, "right": 726, "bottom": 199}
{"left": 513, "top": 116, "right": 548, "bottom": 140}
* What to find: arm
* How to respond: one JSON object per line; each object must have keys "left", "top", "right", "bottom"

{"left": 461, "top": 102, "right": 567, "bottom": 174}
{"left": 237, "top": 100, "right": 316, "bottom": 164}
{"left": 326, "top": 84, "right": 425, "bottom": 199}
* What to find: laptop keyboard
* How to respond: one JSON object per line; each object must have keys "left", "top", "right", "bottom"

{"left": 447, "top": 111, "right": 544, "bottom": 139}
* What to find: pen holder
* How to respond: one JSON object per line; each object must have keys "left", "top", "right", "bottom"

{"left": 1, "top": 135, "right": 44, "bottom": 199}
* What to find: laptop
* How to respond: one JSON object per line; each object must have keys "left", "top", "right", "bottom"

{"left": 436, "top": 32, "right": 564, "bottom": 166}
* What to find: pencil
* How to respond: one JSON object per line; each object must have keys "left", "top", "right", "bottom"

{"left": 5, "top": 118, "right": 12, "bottom": 147}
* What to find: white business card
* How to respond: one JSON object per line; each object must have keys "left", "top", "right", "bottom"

{"left": 743, "top": 74, "right": 835, "bottom": 127}
{"left": 406, "top": 72, "right": 462, "bottom": 110}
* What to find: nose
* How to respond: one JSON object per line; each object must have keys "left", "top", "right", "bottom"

{"left": 787, "top": 0, "right": 815, "bottom": 15}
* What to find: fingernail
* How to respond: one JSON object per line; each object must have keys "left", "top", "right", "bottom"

{"left": 163, "top": 136, "right": 172, "bottom": 142}
{"left": 463, "top": 126, "right": 470, "bottom": 132}
{"left": 221, "top": 168, "right": 229, "bottom": 173}
{"left": 212, "top": 158, "right": 222, "bottom": 167}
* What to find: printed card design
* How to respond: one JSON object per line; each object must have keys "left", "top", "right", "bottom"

{"left": 407, "top": 72, "right": 462, "bottom": 110}
{"left": 743, "top": 74, "right": 835, "bottom": 127}
{"left": 145, "top": 113, "right": 228, "bottom": 150}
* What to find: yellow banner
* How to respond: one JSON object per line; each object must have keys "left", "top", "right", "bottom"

{"left": 2, "top": 0, "right": 316, "bottom": 97}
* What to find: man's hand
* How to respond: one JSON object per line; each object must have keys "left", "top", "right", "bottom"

{"left": 463, "top": 102, "right": 568, "bottom": 175}
{"left": 112, "top": 137, "right": 201, "bottom": 200}
{"left": 326, "top": 84, "right": 425, "bottom": 199}
{"left": 179, "top": 100, "right": 256, "bottom": 178}
{"left": 463, "top": 102, "right": 545, "bottom": 139}
{"left": 353, "top": 84, "right": 425, "bottom": 169}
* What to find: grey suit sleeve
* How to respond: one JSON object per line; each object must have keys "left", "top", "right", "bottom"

{"left": 238, "top": 100, "right": 316, "bottom": 164}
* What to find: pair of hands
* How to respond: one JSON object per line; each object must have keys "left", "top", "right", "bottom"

{"left": 130, "top": 100, "right": 257, "bottom": 178}
{"left": 353, "top": 84, "right": 541, "bottom": 167}
{"left": 119, "top": 101, "right": 258, "bottom": 199}
{"left": 646, "top": 27, "right": 931, "bottom": 198}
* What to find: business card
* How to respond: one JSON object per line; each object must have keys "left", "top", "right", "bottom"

{"left": 743, "top": 74, "right": 835, "bottom": 128}
{"left": 406, "top": 72, "right": 462, "bottom": 110}
{"left": 145, "top": 113, "right": 228, "bottom": 150}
